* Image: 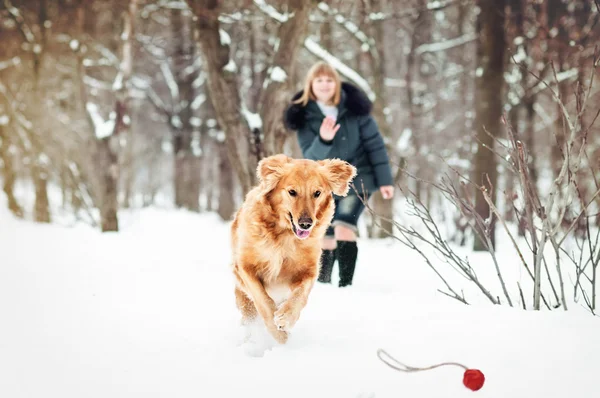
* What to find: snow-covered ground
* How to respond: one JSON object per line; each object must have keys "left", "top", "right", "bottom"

{"left": 1, "top": 193, "right": 599, "bottom": 398}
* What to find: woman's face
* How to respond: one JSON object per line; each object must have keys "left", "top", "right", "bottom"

{"left": 311, "top": 74, "right": 336, "bottom": 104}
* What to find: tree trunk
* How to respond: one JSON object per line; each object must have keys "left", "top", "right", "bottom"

{"left": 0, "top": 126, "right": 23, "bottom": 217}
{"left": 258, "top": 0, "right": 313, "bottom": 156}
{"left": 84, "top": 0, "right": 137, "bottom": 232}
{"left": 198, "top": 75, "right": 218, "bottom": 213}
{"left": 472, "top": 0, "right": 506, "bottom": 251}
{"left": 204, "top": 142, "right": 216, "bottom": 212}
{"left": 187, "top": 0, "right": 254, "bottom": 195}
{"left": 217, "top": 141, "right": 235, "bottom": 221}
{"left": 187, "top": 0, "right": 314, "bottom": 197}
{"left": 172, "top": 7, "right": 201, "bottom": 212}
{"left": 96, "top": 138, "right": 119, "bottom": 232}
{"left": 32, "top": 161, "right": 50, "bottom": 223}
{"left": 360, "top": 0, "right": 395, "bottom": 239}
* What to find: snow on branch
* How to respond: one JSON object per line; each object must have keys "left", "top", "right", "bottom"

{"left": 304, "top": 38, "right": 376, "bottom": 101}
{"left": 317, "top": 2, "right": 374, "bottom": 52}
{"left": 84, "top": 76, "right": 113, "bottom": 91}
{"left": 415, "top": 33, "right": 477, "bottom": 55}
{"left": 0, "top": 56, "right": 21, "bottom": 71}
{"left": 368, "top": 0, "right": 468, "bottom": 21}
{"left": 219, "top": 29, "right": 231, "bottom": 46}
{"left": 505, "top": 66, "right": 579, "bottom": 112}
{"left": 241, "top": 105, "right": 263, "bottom": 131}
{"left": 160, "top": 61, "right": 179, "bottom": 101}
{"left": 532, "top": 68, "right": 578, "bottom": 96}
{"left": 86, "top": 103, "right": 116, "bottom": 140}
{"left": 253, "top": 0, "right": 293, "bottom": 23}
{"left": 223, "top": 59, "right": 238, "bottom": 73}
{"left": 269, "top": 66, "right": 287, "bottom": 82}
{"left": 91, "top": 43, "right": 120, "bottom": 68}
{"left": 4, "top": 1, "right": 36, "bottom": 44}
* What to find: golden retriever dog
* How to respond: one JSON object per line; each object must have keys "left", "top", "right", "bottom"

{"left": 230, "top": 154, "right": 357, "bottom": 344}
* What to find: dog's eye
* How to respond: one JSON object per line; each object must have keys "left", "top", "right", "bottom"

{"left": 288, "top": 190, "right": 297, "bottom": 197}
{"left": 314, "top": 191, "right": 321, "bottom": 198}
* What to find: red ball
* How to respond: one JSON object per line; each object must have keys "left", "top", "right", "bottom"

{"left": 463, "top": 369, "right": 485, "bottom": 391}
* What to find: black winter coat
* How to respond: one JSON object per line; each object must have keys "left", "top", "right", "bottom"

{"left": 284, "top": 82, "right": 394, "bottom": 195}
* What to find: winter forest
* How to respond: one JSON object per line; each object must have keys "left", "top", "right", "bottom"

{"left": 3, "top": 1, "right": 600, "bottom": 307}
{"left": 2, "top": 1, "right": 600, "bottom": 395}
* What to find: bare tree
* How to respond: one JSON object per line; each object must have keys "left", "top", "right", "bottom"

{"left": 185, "top": 0, "right": 314, "bottom": 196}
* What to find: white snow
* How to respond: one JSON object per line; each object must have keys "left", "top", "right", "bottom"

{"left": 160, "top": 62, "right": 179, "bottom": 100}
{"left": 1, "top": 187, "right": 600, "bottom": 398}
{"left": 223, "top": 59, "right": 237, "bottom": 73}
{"left": 219, "top": 29, "right": 231, "bottom": 46}
{"left": 269, "top": 66, "right": 287, "bottom": 82}
{"left": 112, "top": 72, "right": 124, "bottom": 91}
{"left": 0, "top": 115, "right": 9, "bottom": 125}
{"left": 171, "top": 115, "right": 183, "bottom": 129}
{"left": 0, "top": 56, "right": 20, "bottom": 71}
{"left": 253, "top": 0, "right": 291, "bottom": 23}
{"left": 85, "top": 103, "right": 115, "bottom": 139}
{"left": 415, "top": 33, "right": 477, "bottom": 55}
{"left": 69, "top": 39, "right": 80, "bottom": 51}
{"left": 241, "top": 105, "right": 262, "bottom": 130}
{"left": 396, "top": 127, "right": 412, "bottom": 153}
{"left": 190, "top": 117, "right": 202, "bottom": 127}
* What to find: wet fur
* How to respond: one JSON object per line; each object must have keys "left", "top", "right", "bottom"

{"left": 230, "top": 154, "right": 357, "bottom": 344}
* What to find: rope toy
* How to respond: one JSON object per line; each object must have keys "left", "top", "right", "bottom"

{"left": 377, "top": 349, "right": 485, "bottom": 391}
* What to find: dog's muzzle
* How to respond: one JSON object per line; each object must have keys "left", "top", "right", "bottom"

{"left": 289, "top": 212, "right": 312, "bottom": 239}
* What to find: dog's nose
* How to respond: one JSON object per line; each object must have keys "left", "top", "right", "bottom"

{"left": 298, "top": 216, "right": 313, "bottom": 230}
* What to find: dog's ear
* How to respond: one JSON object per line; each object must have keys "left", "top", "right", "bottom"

{"left": 257, "top": 154, "right": 291, "bottom": 192}
{"left": 318, "top": 159, "right": 357, "bottom": 196}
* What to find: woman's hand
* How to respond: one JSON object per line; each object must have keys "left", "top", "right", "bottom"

{"left": 379, "top": 185, "right": 394, "bottom": 199}
{"left": 319, "top": 116, "right": 340, "bottom": 141}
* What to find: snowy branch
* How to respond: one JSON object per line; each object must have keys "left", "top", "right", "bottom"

{"left": 253, "top": 0, "right": 294, "bottom": 23}
{"left": 84, "top": 76, "right": 114, "bottom": 91}
{"left": 241, "top": 105, "right": 263, "bottom": 131}
{"left": 415, "top": 33, "right": 477, "bottom": 55}
{"left": 317, "top": 2, "right": 375, "bottom": 53}
{"left": 160, "top": 61, "right": 180, "bottom": 104}
{"left": 85, "top": 103, "right": 116, "bottom": 140}
{"left": 368, "top": 0, "right": 471, "bottom": 21}
{"left": 3, "top": 0, "right": 36, "bottom": 44}
{"left": 0, "top": 56, "right": 21, "bottom": 71}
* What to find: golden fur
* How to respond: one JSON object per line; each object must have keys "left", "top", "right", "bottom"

{"left": 230, "top": 154, "right": 357, "bottom": 343}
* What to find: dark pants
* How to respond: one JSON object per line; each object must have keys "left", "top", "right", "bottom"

{"left": 325, "top": 193, "right": 371, "bottom": 237}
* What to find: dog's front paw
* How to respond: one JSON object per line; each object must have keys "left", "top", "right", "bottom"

{"left": 273, "top": 305, "right": 299, "bottom": 332}
{"left": 272, "top": 328, "right": 288, "bottom": 344}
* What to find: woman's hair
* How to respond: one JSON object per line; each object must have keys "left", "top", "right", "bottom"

{"left": 293, "top": 61, "right": 342, "bottom": 106}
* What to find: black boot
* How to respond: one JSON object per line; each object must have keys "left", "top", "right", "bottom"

{"left": 337, "top": 241, "right": 358, "bottom": 287}
{"left": 317, "top": 248, "right": 336, "bottom": 283}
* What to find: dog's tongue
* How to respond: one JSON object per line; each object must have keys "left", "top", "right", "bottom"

{"left": 295, "top": 228, "right": 310, "bottom": 239}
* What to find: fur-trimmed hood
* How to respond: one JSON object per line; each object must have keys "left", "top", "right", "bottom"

{"left": 283, "top": 82, "right": 372, "bottom": 130}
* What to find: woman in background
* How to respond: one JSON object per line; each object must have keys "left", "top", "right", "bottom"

{"left": 284, "top": 61, "right": 395, "bottom": 287}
